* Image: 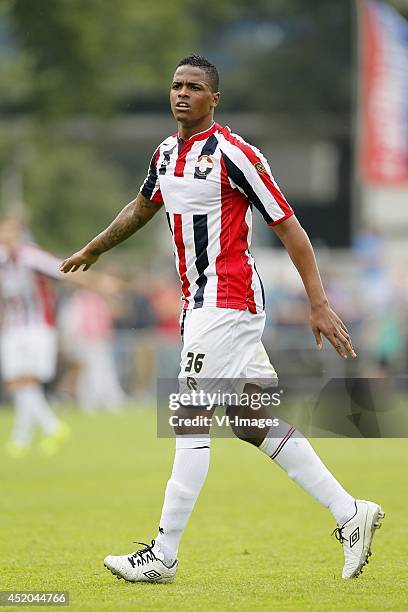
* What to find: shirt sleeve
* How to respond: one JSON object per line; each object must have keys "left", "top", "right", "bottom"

{"left": 140, "top": 146, "right": 164, "bottom": 205}
{"left": 220, "top": 134, "right": 294, "bottom": 226}
{"left": 21, "top": 243, "right": 64, "bottom": 279}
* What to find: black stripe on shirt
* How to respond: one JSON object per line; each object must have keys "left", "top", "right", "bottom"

{"left": 193, "top": 214, "right": 209, "bottom": 308}
{"left": 165, "top": 212, "right": 173, "bottom": 235}
{"left": 158, "top": 144, "right": 177, "bottom": 175}
{"left": 200, "top": 134, "right": 219, "bottom": 156}
{"left": 253, "top": 260, "right": 265, "bottom": 310}
{"left": 141, "top": 148, "right": 159, "bottom": 199}
{"left": 180, "top": 308, "right": 187, "bottom": 338}
{"left": 221, "top": 152, "right": 273, "bottom": 224}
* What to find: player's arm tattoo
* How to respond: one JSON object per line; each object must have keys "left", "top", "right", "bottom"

{"left": 88, "top": 193, "right": 162, "bottom": 256}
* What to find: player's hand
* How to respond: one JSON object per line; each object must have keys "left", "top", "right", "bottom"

{"left": 60, "top": 247, "right": 99, "bottom": 273}
{"left": 310, "top": 303, "right": 357, "bottom": 359}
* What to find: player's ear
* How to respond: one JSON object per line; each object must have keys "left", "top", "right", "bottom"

{"left": 211, "top": 92, "right": 220, "bottom": 109}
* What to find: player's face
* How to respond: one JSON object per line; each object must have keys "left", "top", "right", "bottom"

{"left": 170, "top": 66, "right": 220, "bottom": 128}
{"left": 0, "top": 219, "right": 22, "bottom": 249}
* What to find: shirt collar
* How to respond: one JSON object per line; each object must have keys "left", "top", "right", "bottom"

{"left": 177, "top": 122, "right": 218, "bottom": 144}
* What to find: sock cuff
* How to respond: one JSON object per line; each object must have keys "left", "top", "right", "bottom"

{"left": 259, "top": 436, "right": 276, "bottom": 457}
{"left": 175, "top": 435, "right": 210, "bottom": 450}
{"left": 12, "top": 383, "right": 43, "bottom": 401}
{"left": 259, "top": 426, "right": 296, "bottom": 459}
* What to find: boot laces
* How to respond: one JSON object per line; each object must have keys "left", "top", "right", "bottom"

{"left": 128, "top": 540, "right": 157, "bottom": 568}
{"left": 332, "top": 527, "right": 347, "bottom": 544}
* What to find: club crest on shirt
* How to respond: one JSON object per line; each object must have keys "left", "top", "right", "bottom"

{"left": 254, "top": 161, "right": 267, "bottom": 175}
{"left": 194, "top": 155, "right": 213, "bottom": 179}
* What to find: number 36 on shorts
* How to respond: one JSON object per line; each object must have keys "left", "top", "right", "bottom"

{"left": 184, "top": 352, "right": 206, "bottom": 374}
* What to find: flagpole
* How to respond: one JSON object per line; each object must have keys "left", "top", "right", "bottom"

{"left": 350, "top": 0, "right": 364, "bottom": 241}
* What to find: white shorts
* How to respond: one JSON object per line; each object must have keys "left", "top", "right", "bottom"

{"left": 179, "top": 307, "right": 277, "bottom": 395}
{"left": 0, "top": 325, "right": 58, "bottom": 383}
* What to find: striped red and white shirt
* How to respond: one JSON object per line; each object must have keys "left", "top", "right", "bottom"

{"left": 141, "top": 122, "right": 293, "bottom": 314}
{"left": 0, "top": 242, "right": 62, "bottom": 330}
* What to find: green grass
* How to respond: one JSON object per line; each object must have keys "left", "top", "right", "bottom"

{"left": 0, "top": 407, "right": 407, "bottom": 611}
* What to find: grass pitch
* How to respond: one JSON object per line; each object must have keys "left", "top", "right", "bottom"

{"left": 1, "top": 407, "right": 407, "bottom": 611}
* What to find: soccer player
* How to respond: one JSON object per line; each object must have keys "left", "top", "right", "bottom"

{"left": 0, "top": 218, "right": 125, "bottom": 456}
{"left": 0, "top": 218, "right": 70, "bottom": 457}
{"left": 61, "top": 55, "right": 384, "bottom": 582}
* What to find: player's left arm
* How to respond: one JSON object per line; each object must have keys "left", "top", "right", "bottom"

{"left": 272, "top": 215, "right": 356, "bottom": 359}
{"left": 60, "top": 193, "right": 161, "bottom": 273}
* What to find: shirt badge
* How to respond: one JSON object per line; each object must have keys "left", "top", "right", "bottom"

{"left": 194, "top": 155, "right": 214, "bottom": 179}
{"left": 254, "top": 161, "right": 267, "bottom": 175}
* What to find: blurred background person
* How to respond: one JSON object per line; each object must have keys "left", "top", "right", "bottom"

{"left": 0, "top": 216, "right": 127, "bottom": 455}
{"left": 113, "top": 270, "right": 158, "bottom": 403}
{"left": 353, "top": 226, "right": 405, "bottom": 376}
{"left": 58, "top": 286, "right": 126, "bottom": 412}
{"left": 0, "top": 217, "right": 69, "bottom": 457}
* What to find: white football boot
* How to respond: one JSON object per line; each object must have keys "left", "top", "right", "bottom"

{"left": 104, "top": 540, "right": 177, "bottom": 583}
{"left": 333, "top": 499, "right": 385, "bottom": 579}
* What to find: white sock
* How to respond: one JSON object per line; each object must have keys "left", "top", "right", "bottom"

{"left": 14, "top": 384, "right": 59, "bottom": 438}
{"left": 259, "top": 428, "right": 356, "bottom": 526}
{"left": 11, "top": 387, "right": 37, "bottom": 445}
{"left": 155, "top": 435, "right": 210, "bottom": 565}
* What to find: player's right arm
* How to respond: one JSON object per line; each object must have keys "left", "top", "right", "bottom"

{"left": 60, "top": 193, "right": 161, "bottom": 273}
{"left": 220, "top": 132, "right": 356, "bottom": 360}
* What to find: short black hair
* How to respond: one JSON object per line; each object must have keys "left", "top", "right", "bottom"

{"left": 176, "top": 55, "right": 219, "bottom": 92}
